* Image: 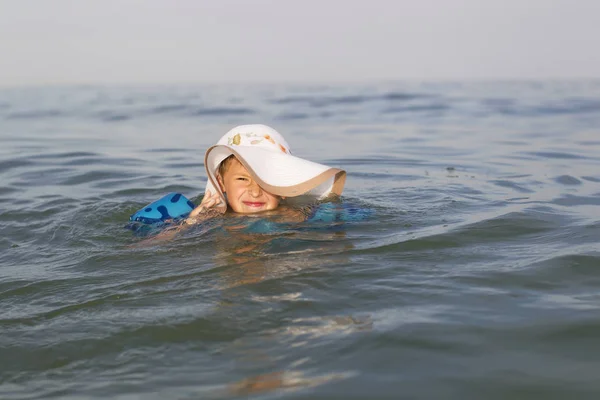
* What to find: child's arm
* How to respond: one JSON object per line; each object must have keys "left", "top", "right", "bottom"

{"left": 185, "top": 190, "right": 223, "bottom": 224}
{"left": 130, "top": 190, "right": 223, "bottom": 247}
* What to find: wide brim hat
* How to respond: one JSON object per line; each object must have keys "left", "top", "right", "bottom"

{"left": 204, "top": 124, "right": 346, "bottom": 213}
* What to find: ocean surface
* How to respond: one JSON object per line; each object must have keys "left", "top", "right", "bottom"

{"left": 1, "top": 81, "right": 600, "bottom": 399}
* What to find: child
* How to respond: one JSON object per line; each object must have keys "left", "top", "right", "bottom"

{"left": 184, "top": 124, "right": 346, "bottom": 224}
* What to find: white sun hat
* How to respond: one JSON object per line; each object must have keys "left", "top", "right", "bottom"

{"left": 203, "top": 124, "right": 346, "bottom": 212}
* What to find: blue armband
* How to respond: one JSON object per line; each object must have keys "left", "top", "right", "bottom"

{"left": 129, "top": 192, "right": 196, "bottom": 224}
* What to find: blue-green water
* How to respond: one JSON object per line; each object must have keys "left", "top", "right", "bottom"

{"left": 1, "top": 81, "right": 600, "bottom": 399}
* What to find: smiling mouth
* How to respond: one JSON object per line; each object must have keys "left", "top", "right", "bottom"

{"left": 243, "top": 201, "right": 265, "bottom": 207}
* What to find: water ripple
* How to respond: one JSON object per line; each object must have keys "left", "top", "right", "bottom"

{"left": 6, "top": 109, "right": 65, "bottom": 119}
{"left": 190, "top": 107, "right": 256, "bottom": 116}
{"left": 2, "top": 81, "right": 600, "bottom": 399}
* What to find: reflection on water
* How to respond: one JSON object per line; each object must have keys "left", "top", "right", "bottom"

{"left": 195, "top": 217, "right": 369, "bottom": 397}
{"left": 228, "top": 369, "right": 355, "bottom": 396}
{"left": 280, "top": 315, "right": 374, "bottom": 338}
{"left": 212, "top": 217, "right": 354, "bottom": 289}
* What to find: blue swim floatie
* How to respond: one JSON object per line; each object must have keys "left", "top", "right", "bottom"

{"left": 129, "top": 192, "right": 195, "bottom": 224}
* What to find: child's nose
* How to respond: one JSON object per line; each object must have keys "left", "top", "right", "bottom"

{"left": 248, "top": 181, "right": 262, "bottom": 196}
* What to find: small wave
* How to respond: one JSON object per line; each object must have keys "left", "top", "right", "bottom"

{"left": 382, "top": 104, "right": 450, "bottom": 114}
{"left": 355, "top": 209, "right": 563, "bottom": 254}
{"left": 62, "top": 156, "right": 144, "bottom": 167}
{"left": 332, "top": 156, "right": 425, "bottom": 166}
{"left": 553, "top": 175, "right": 582, "bottom": 186}
{"left": 487, "top": 98, "right": 600, "bottom": 117}
{"left": 581, "top": 176, "right": 600, "bottom": 183}
{"left": 489, "top": 180, "right": 535, "bottom": 193}
{"left": 270, "top": 92, "right": 430, "bottom": 107}
{"left": 190, "top": 107, "right": 256, "bottom": 116}
{"left": 482, "top": 97, "right": 517, "bottom": 107}
{"left": 161, "top": 162, "right": 203, "bottom": 169}
{"left": 6, "top": 109, "right": 65, "bottom": 119}
{"left": 36, "top": 151, "right": 101, "bottom": 160}
{"left": 525, "top": 151, "right": 585, "bottom": 160}
{"left": 351, "top": 171, "right": 405, "bottom": 180}
{"left": 510, "top": 253, "right": 600, "bottom": 287}
{"left": 148, "top": 104, "right": 190, "bottom": 114}
{"left": 532, "top": 293, "right": 600, "bottom": 311}
{"left": 99, "top": 113, "right": 131, "bottom": 122}
{"left": 12, "top": 167, "right": 72, "bottom": 187}
{"left": 144, "top": 148, "right": 188, "bottom": 153}
{"left": 373, "top": 305, "right": 452, "bottom": 329}
{"left": 0, "top": 207, "right": 68, "bottom": 224}
{"left": 59, "top": 170, "right": 138, "bottom": 186}
{"left": 552, "top": 194, "right": 600, "bottom": 207}
{"left": 0, "top": 157, "right": 35, "bottom": 173}
{"left": 275, "top": 112, "right": 310, "bottom": 120}
{"left": 0, "top": 186, "right": 19, "bottom": 196}
{"left": 270, "top": 94, "right": 370, "bottom": 107}
{"left": 532, "top": 99, "right": 600, "bottom": 115}
{"left": 381, "top": 92, "right": 429, "bottom": 101}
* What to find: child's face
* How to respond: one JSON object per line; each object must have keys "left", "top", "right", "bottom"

{"left": 217, "top": 157, "right": 281, "bottom": 214}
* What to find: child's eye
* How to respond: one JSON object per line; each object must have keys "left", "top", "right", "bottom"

{"left": 236, "top": 177, "right": 249, "bottom": 181}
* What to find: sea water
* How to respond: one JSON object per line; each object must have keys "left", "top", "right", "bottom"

{"left": 1, "top": 81, "right": 600, "bottom": 399}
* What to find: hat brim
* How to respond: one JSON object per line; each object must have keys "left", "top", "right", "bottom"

{"left": 204, "top": 145, "right": 346, "bottom": 213}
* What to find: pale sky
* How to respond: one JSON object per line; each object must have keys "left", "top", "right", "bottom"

{"left": 0, "top": 0, "right": 599, "bottom": 86}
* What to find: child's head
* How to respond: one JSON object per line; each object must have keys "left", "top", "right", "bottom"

{"left": 203, "top": 124, "right": 346, "bottom": 214}
{"left": 216, "top": 154, "right": 281, "bottom": 213}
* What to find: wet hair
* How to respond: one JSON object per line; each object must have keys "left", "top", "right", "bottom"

{"left": 218, "top": 154, "right": 237, "bottom": 178}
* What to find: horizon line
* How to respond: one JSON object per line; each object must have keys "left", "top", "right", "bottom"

{"left": 1, "top": 76, "right": 600, "bottom": 90}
